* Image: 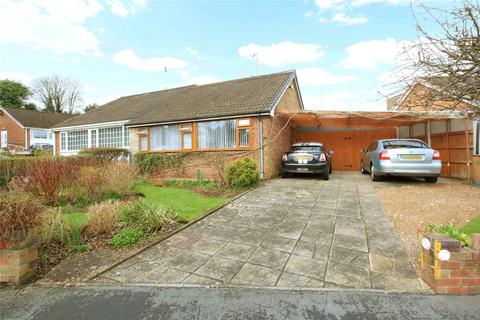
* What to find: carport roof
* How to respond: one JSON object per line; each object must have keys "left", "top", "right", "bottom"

{"left": 277, "top": 110, "right": 478, "bottom": 128}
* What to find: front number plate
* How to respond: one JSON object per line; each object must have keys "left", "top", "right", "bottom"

{"left": 297, "top": 159, "right": 308, "bottom": 164}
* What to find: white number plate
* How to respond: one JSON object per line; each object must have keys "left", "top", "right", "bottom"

{"left": 297, "top": 159, "right": 308, "bottom": 164}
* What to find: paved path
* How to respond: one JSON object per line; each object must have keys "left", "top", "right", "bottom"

{"left": 95, "top": 172, "right": 427, "bottom": 291}
{"left": 3, "top": 285, "right": 478, "bottom": 320}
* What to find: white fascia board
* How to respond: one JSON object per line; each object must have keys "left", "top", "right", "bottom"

{"left": 53, "top": 120, "right": 129, "bottom": 131}
{"left": 127, "top": 113, "right": 270, "bottom": 128}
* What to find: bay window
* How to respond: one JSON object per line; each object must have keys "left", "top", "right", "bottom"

{"left": 59, "top": 125, "right": 129, "bottom": 152}
{"left": 142, "top": 118, "right": 252, "bottom": 152}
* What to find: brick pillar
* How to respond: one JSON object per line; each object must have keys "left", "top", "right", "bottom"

{"left": 420, "top": 232, "right": 480, "bottom": 295}
{"left": 0, "top": 230, "right": 38, "bottom": 284}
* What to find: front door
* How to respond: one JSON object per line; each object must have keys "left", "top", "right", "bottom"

{"left": 1, "top": 130, "right": 7, "bottom": 148}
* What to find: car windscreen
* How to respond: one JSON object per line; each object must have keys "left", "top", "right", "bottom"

{"left": 291, "top": 146, "right": 323, "bottom": 152}
{"left": 382, "top": 140, "right": 429, "bottom": 149}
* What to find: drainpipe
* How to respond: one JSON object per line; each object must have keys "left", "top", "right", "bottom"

{"left": 426, "top": 120, "right": 432, "bottom": 147}
{"left": 258, "top": 114, "right": 264, "bottom": 179}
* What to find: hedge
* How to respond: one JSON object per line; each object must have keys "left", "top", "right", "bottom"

{"left": 79, "top": 148, "right": 130, "bottom": 162}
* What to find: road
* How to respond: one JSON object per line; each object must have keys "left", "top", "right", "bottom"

{"left": 1, "top": 285, "right": 478, "bottom": 320}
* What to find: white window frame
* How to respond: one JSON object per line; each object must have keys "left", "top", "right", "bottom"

{"left": 59, "top": 125, "right": 129, "bottom": 153}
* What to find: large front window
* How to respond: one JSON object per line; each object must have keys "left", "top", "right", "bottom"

{"left": 67, "top": 130, "right": 88, "bottom": 151}
{"left": 99, "top": 126, "right": 123, "bottom": 148}
{"left": 198, "top": 120, "right": 236, "bottom": 149}
{"left": 150, "top": 125, "right": 181, "bottom": 150}
{"left": 143, "top": 119, "right": 252, "bottom": 152}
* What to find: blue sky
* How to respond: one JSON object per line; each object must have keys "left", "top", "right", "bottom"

{"left": 0, "top": 0, "right": 455, "bottom": 112}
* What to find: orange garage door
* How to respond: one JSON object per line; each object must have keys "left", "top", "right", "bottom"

{"left": 294, "top": 128, "right": 397, "bottom": 171}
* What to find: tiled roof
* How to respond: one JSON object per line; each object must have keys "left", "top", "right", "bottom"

{"left": 52, "top": 70, "right": 297, "bottom": 128}
{"left": 1, "top": 107, "right": 75, "bottom": 128}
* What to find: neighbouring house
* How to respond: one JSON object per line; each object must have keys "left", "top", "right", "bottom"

{"left": 51, "top": 70, "right": 304, "bottom": 178}
{"left": 386, "top": 77, "right": 480, "bottom": 183}
{"left": 0, "top": 107, "right": 74, "bottom": 151}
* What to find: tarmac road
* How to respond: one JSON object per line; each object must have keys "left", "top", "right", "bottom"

{"left": 1, "top": 285, "right": 479, "bottom": 320}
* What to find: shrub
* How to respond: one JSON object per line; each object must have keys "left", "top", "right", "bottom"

{"left": 425, "top": 222, "right": 472, "bottom": 247}
{"left": 39, "top": 209, "right": 64, "bottom": 244}
{"left": 103, "top": 162, "right": 138, "bottom": 195}
{"left": 79, "top": 148, "right": 130, "bottom": 162}
{"left": 0, "top": 193, "right": 43, "bottom": 240}
{"left": 119, "top": 201, "right": 177, "bottom": 234}
{"left": 226, "top": 158, "right": 260, "bottom": 190}
{"left": 108, "top": 228, "right": 145, "bottom": 249}
{"left": 0, "top": 157, "right": 34, "bottom": 188}
{"left": 86, "top": 201, "right": 122, "bottom": 236}
{"left": 134, "top": 153, "right": 185, "bottom": 175}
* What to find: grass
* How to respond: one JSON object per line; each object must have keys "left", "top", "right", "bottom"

{"left": 460, "top": 215, "right": 480, "bottom": 236}
{"left": 136, "top": 182, "right": 228, "bottom": 222}
{"left": 64, "top": 212, "right": 88, "bottom": 228}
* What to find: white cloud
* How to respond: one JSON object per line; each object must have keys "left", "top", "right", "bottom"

{"left": 304, "top": 10, "right": 314, "bottom": 17}
{"left": 0, "top": 72, "right": 36, "bottom": 85}
{"left": 107, "top": 0, "right": 147, "bottom": 17}
{"left": 186, "top": 76, "right": 219, "bottom": 85}
{"left": 185, "top": 47, "right": 205, "bottom": 60}
{"left": 0, "top": 0, "right": 103, "bottom": 56}
{"left": 238, "top": 41, "right": 325, "bottom": 67}
{"left": 304, "top": 90, "right": 385, "bottom": 111}
{"left": 312, "top": 0, "right": 407, "bottom": 26}
{"left": 113, "top": 49, "right": 189, "bottom": 72}
{"left": 331, "top": 12, "right": 367, "bottom": 25}
{"left": 297, "top": 67, "right": 357, "bottom": 86}
{"left": 341, "top": 38, "right": 413, "bottom": 70}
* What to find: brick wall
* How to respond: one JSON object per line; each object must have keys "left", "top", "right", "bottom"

{"left": 0, "top": 231, "right": 38, "bottom": 284}
{"left": 398, "top": 84, "right": 473, "bottom": 111}
{"left": 0, "top": 110, "right": 26, "bottom": 148}
{"left": 420, "top": 232, "right": 480, "bottom": 295}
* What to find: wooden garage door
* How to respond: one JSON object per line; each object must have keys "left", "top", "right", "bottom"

{"left": 294, "top": 128, "right": 397, "bottom": 171}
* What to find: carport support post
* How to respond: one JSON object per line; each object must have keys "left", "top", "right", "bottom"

{"left": 426, "top": 120, "right": 432, "bottom": 147}
{"left": 465, "top": 118, "right": 471, "bottom": 183}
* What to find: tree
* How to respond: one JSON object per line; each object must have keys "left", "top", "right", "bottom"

{"left": 84, "top": 103, "right": 99, "bottom": 113}
{"left": 24, "top": 102, "right": 37, "bottom": 111}
{"left": 31, "top": 76, "right": 83, "bottom": 113}
{"left": 0, "top": 80, "right": 31, "bottom": 108}
{"left": 393, "top": 0, "right": 480, "bottom": 111}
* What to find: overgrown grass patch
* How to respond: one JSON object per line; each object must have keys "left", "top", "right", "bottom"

{"left": 136, "top": 182, "right": 228, "bottom": 222}
{"left": 459, "top": 215, "right": 480, "bottom": 236}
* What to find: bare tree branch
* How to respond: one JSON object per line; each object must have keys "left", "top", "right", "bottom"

{"left": 31, "top": 75, "right": 83, "bottom": 113}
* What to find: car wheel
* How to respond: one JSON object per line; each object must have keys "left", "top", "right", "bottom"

{"left": 329, "top": 164, "right": 332, "bottom": 174}
{"left": 370, "top": 164, "right": 380, "bottom": 181}
{"left": 322, "top": 171, "right": 329, "bottom": 180}
{"left": 360, "top": 162, "right": 367, "bottom": 174}
{"left": 425, "top": 177, "right": 438, "bottom": 183}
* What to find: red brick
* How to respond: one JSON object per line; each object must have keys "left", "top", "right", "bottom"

{"left": 468, "top": 286, "right": 480, "bottom": 295}
{"left": 439, "top": 261, "right": 460, "bottom": 270}
{"left": 446, "top": 287, "right": 469, "bottom": 295}
{"left": 0, "top": 258, "right": 10, "bottom": 265}
{"left": 435, "top": 279, "right": 460, "bottom": 286}
{"left": 450, "top": 251, "right": 474, "bottom": 261}
{"left": 451, "top": 270, "right": 478, "bottom": 278}
{"left": 472, "top": 234, "right": 480, "bottom": 251}
{"left": 460, "top": 279, "right": 480, "bottom": 286}
{"left": 460, "top": 261, "right": 480, "bottom": 269}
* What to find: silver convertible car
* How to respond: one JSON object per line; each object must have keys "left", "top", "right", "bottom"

{"left": 360, "top": 139, "right": 442, "bottom": 183}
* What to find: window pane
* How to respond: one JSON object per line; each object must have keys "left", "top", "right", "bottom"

{"left": 90, "top": 130, "right": 97, "bottom": 148}
{"left": 31, "top": 129, "right": 48, "bottom": 139}
{"left": 183, "top": 133, "right": 192, "bottom": 149}
{"left": 150, "top": 125, "right": 180, "bottom": 150}
{"left": 198, "top": 120, "right": 236, "bottom": 149}
{"left": 99, "top": 126, "right": 123, "bottom": 148}
{"left": 60, "top": 133, "right": 66, "bottom": 151}
{"left": 67, "top": 130, "right": 88, "bottom": 151}
{"left": 124, "top": 127, "right": 130, "bottom": 147}
{"left": 239, "top": 128, "right": 250, "bottom": 147}
{"left": 140, "top": 136, "right": 148, "bottom": 151}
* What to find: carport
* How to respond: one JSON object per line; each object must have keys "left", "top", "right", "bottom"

{"left": 276, "top": 110, "right": 478, "bottom": 182}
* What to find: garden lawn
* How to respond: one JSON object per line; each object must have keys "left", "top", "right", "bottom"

{"left": 137, "top": 183, "right": 228, "bottom": 222}
{"left": 460, "top": 215, "right": 480, "bottom": 236}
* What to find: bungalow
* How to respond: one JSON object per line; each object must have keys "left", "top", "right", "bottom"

{"left": 0, "top": 107, "right": 73, "bottom": 151}
{"left": 51, "top": 70, "right": 304, "bottom": 178}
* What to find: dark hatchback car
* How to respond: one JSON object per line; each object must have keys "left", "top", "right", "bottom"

{"left": 280, "top": 142, "right": 333, "bottom": 180}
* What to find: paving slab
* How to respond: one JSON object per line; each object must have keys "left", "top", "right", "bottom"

{"left": 94, "top": 172, "right": 426, "bottom": 292}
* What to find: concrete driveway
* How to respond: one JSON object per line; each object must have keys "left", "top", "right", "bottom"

{"left": 94, "top": 172, "right": 427, "bottom": 291}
